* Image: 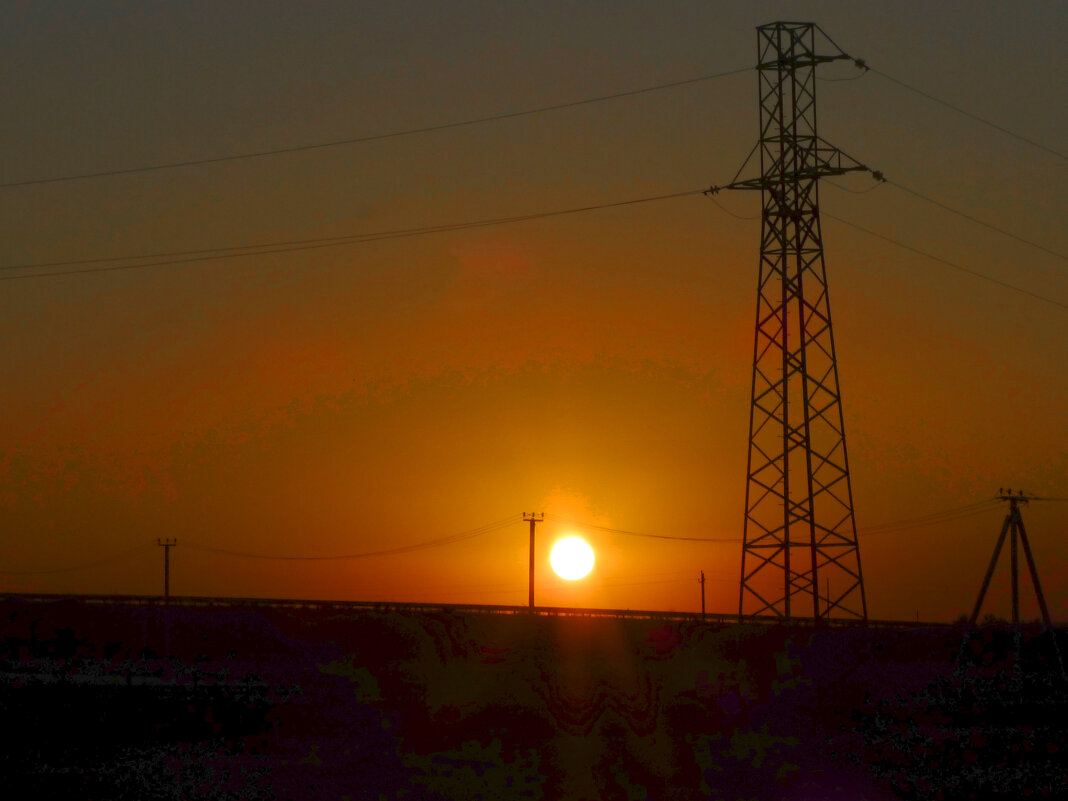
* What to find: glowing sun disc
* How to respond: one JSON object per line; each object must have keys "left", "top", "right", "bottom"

{"left": 550, "top": 537, "right": 594, "bottom": 580}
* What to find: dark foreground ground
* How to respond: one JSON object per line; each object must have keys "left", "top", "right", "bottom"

{"left": 2, "top": 597, "right": 1066, "bottom": 800}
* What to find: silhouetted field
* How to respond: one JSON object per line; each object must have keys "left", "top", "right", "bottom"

{"left": 2, "top": 597, "right": 1066, "bottom": 799}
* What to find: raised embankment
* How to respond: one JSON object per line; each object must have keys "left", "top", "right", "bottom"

{"left": 2, "top": 595, "right": 1065, "bottom": 799}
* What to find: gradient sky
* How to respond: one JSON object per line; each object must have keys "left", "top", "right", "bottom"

{"left": 0, "top": 1, "right": 1065, "bottom": 622}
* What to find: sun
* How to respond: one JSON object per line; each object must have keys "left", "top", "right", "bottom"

{"left": 550, "top": 536, "right": 594, "bottom": 580}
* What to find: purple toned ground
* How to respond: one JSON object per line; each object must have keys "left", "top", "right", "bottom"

{"left": 1, "top": 598, "right": 1065, "bottom": 800}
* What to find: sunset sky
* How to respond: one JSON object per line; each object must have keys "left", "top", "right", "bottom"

{"left": 0, "top": 1, "right": 1065, "bottom": 622}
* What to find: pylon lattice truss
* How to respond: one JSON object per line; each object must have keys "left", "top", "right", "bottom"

{"left": 714, "top": 22, "right": 874, "bottom": 621}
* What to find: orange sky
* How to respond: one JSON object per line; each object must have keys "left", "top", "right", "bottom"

{"left": 0, "top": 2, "right": 1065, "bottom": 622}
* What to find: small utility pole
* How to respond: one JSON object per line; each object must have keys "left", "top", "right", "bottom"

{"left": 157, "top": 538, "right": 177, "bottom": 602}
{"left": 970, "top": 490, "right": 1052, "bottom": 628}
{"left": 523, "top": 513, "right": 543, "bottom": 609}
{"left": 699, "top": 570, "right": 706, "bottom": 619}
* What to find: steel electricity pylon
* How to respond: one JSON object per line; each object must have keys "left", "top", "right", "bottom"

{"left": 709, "top": 22, "right": 879, "bottom": 622}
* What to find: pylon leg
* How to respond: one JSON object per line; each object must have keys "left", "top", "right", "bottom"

{"left": 1011, "top": 520, "right": 1020, "bottom": 626}
{"left": 1017, "top": 517, "right": 1053, "bottom": 627}
{"left": 970, "top": 513, "right": 1012, "bottom": 624}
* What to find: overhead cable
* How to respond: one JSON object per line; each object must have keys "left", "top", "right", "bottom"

{"left": 182, "top": 514, "right": 520, "bottom": 561}
{"left": 857, "top": 500, "right": 1002, "bottom": 536}
{"left": 707, "top": 195, "right": 760, "bottom": 220}
{"left": 823, "top": 211, "right": 1068, "bottom": 311}
{"left": 885, "top": 180, "right": 1068, "bottom": 265}
{"left": 549, "top": 497, "right": 1015, "bottom": 544}
{"left": 824, "top": 179, "right": 883, "bottom": 195}
{"left": 0, "top": 189, "right": 705, "bottom": 282}
{"left": 734, "top": 177, "right": 1067, "bottom": 268}
{"left": 0, "top": 67, "right": 750, "bottom": 189}
{"left": 0, "top": 544, "right": 153, "bottom": 575}
{"left": 817, "top": 72, "right": 867, "bottom": 83}
{"left": 865, "top": 66, "right": 1068, "bottom": 164}
{"left": 544, "top": 514, "right": 740, "bottom": 543}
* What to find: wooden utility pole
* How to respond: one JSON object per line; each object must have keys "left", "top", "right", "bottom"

{"left": 970, "top": 490, "right": 1052, "bottom": 627}
{"left": 523, "top": 513, "right": 543, "bottom": 609}
{"left": 157, "top": 538, "right": 177, "bottom": 601}
{"left": 699, "top": 570, "right": 706, "bottom": 618}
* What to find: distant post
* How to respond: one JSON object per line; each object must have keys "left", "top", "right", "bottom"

{"left": 699, "top": 570, "right": 706, "bottom": 619}
{"left": 157, "top": 538, "right": 177, "bottom": 602}
{"left": 523, "top": 513, "right": 543, "bottom": 609}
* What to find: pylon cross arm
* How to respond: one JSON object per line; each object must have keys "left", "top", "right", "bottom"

{"left": 724, "top": 163, "right": 868, "bottom": 192}
{"left": 715, "top": 137, "right": 879, "bottom": 193}
{"left": 758, "top": 52, "right": 852, "bottom": 70}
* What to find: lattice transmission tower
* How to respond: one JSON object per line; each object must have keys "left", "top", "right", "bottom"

{"left": 710, "top": 22, "right": 878, "bottom": 621}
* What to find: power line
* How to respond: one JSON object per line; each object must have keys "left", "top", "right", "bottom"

{"left": 0, "top": 544, "right": 152, "bottom": 575}
{"left": 827, "top": 177, "right": 1068, "bottom": 266}
{"left": 707, "top": 195, "right": 760, "bottom": 220}
{"left": 0, "top": 498, "right": 1037, "bottom": 577}
{"left": 823, "top": 211, "right": 1068, "bottom": 311}
{"left": 865, "top": 506, "right": 1000, "bottom": 534}
{"left": 548, "top": 498, "right": 1021, "bottom": 545}
{"left": 885, "top": 180, "right": 1068, "bottom": 265}
{"left": 823, "top": 179, "right": 883, "bottom": 195}
{"left": 735, "top": 178, "right": 1067, "bottom": 279}
{"left": 817, "top": 71, "right": 868, "bottom": 83}
{"left": 543, "top": 514, "right": 740, "bottom": 543}
{"left": 866, "top": 66, "right": 1068, "bottom": 164}
{"left": 0, "top": 217, "right": 544, "bottom": 273}
{"left": 183, "top": 515, "right": 520, "bottom": 561}
{"left": 11, "top": 177, "right": 1066, "bottom": 317}
{"left": 721, "top": 178, "right": 1068, "bottom": 307}
{"left": 0, "top": 67, "right": 749, "bottom": 189}
{"left": 862, "top": 500, "right": 997, "bottom": 529}
{"left": 4, "top": 195, "right": 696, "bottom": 272}
{"left": 0, "top": 189, "right": 706, "bottom": 282}
{"left": 588, "top": 577, "right": 686, "bottom": 589}
{"left": 857, "top": 501, "right": 1002, "bottom": 536}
